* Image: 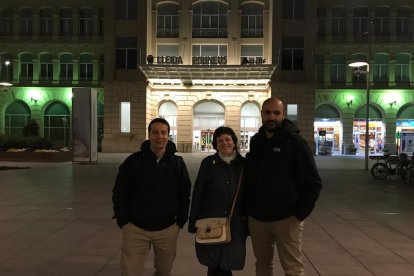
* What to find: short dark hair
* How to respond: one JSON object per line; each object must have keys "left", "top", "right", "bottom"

{"left": 148, "top": 118, "right": 170, "bottom": 134}
{"left": 212, "top": 126, "right": 238, "bottom": 151}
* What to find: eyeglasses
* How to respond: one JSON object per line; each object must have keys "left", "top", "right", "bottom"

{"left": 216, "top": 137, "right": 233, "bottom": 144}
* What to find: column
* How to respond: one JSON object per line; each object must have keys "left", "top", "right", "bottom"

{"left": 32, "top": 12, "right": 40, "bottom": 41}
{"left": 342, "top": 112, "right": 355, "bottom": 146}
{"left": 325, "top": 9, "right": 332, "bottom": 42}
{"left": 32, "top": 58, "right": 40, "bottom": 84}
{"left": 390, "top": 11, "right": 397, "bottom": 42}
{"left": 388, "top": 54, "right": 396, "bottom": 86}
{"left": 72, "top": 58, "right": 79, "bottom": 84}
{"left": 72, "top": 12, "right": 79, "bottom": 42}
{"left": 384, "top": 114, "right": 397, "bottom": 153}
{"left": 12, "top": 58, "right": 19, "bottom": 83}
{"left": 179, "top": 6, "right": 191, "bottom": 65}
{"left": 346, "top": 11, "right": 353, "bottom": 42}
{"left": 324, "top": 58, "right": 331, "bottom": 86}
{"left": 92, "top": 58, "right": 99, "bottom": 85}
{"left": 176, "top": 99, "right": 193, "bottom": 152}
{"left": 52, "top": 58, "right": 59, "bottom": 85}
{"left": 12, "top": 11, "right": 20, "bottom": 42}
{"left": 92, "top": 10, "right": 99, "bottom": 40}
{"left": 263, "top": 9, "right": 271, "bottom": 64}
{"left": 52, "top": 13, "right": 59, "bottom": 41}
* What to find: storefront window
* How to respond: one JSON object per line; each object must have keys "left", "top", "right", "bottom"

{"left": 193, "top": 102, "right": 225, "bottom": 152}
{"left": 396, "top": 104, "right": 414, "bottom": 154}
{"left": 314, "top": 104, "right": 341, "bottom": 155}
{"left": 159, "top": 102, "right": 177, "bottom": 143}
{"left": 241, "top": 103, "right": 260, "bottom": 151}
{"left": 353, "top": 105, "right": 383, "bottom": 154}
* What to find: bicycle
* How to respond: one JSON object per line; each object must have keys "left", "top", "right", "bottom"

{"left": 370, "top": 154, "right": 405, "bottom": 180}
{"left": 400, "top": 153, "right": 414, "bottom": 186}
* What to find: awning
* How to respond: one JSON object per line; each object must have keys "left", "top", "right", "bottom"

{"left": 139, "top": 65, "right": 277, "bottom": 86}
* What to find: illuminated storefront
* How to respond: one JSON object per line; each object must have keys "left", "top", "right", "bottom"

{"left": 396, "top": 120, "right": 414, "bottom": 153}
{"left": 353, "top": 120, "right": 384, "bottom": 154}
{"left": 140, "top": 60, "right": 276, "bottom": 152}
{"left": 396, "top": 104, "right": 414, "bottom": 153}
{"left": 314, "top": 104, "right": 342, "bottom": 155}
{"left": 353, "top": 105, "right": 384, "bottom": 154}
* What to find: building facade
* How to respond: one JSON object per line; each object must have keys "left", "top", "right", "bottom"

{"left": 315, "top": 0, "right": 414, "bottom": 155}
{"left": 0, "top": 0, "right": 105, "bottom": 150}
{"left": 102, "top": 0, "right": 317, "bottom": 153}
{"left": 2, "top": 0, "right": 412, "bottom": 155}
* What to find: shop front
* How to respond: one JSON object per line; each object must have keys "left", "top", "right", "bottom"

{"left": 314, "top": 104, "right": 342, "bottom": 155}
{"left": 353, "top": 105, "right": 384, "bottom": 155}
{"left": 139, "top": 63, "right": 276, "bottom": 152}
{"left": 396, "top": 104, "right": 414, "bottom": 154}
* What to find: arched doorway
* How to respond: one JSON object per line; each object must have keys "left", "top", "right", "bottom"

{"left": 314, "top": 104, "right": 341, "bottom": 155}
{"left": 396, "top": 104, "right": 414, "bottom": 153}
{"left": 5, "top": 101, "right": 31, "bottom": 136}
{"left": 240, "top": 102, "right": 260, "bottom": 151}
{"left": 159, "top": 101, "right": 177, "bottom": 144}
{"left": 353, "top": 105, "right": 384, "bottom": 154}
{"left": 193, "top": 101, "right": 225, "bottom": 152}
{"left": 44, "top": 102, "right": 70, "bottom": 149}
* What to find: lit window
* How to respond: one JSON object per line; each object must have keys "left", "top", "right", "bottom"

{"left": 192, "top": 1, "right": 228, "bottom": 38}
{"left": 120, "top": 102, "right": 130, "bottom": 133}
{"left": 241, "top": 3, "right": 263, "bottom": 38}
{"left": 287, "top": 104, "right": 298, "bottom": 124}
{"left": 157, "top": 3, "right": 179, "bottom": 38}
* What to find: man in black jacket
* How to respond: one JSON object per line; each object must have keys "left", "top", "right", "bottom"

{"left": 112, "top": 118, "right": 191, "bottom": 276}
{"left": 246, "top": 98, "right": 322, "bottom": 276}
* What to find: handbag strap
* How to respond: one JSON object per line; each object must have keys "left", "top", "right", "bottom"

{"left": 227, "top": 167, "right": 243, "bottom": 222}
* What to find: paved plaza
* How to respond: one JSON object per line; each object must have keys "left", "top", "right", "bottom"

{"left": 1, "top": 153, "right": 414, "bottom": 275}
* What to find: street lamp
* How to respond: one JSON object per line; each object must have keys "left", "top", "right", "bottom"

{"left": 349, "top": 61, "right": 370, "bottom": 171}
{"left": 0, "top": 59, "right": 12, "bottom": 88}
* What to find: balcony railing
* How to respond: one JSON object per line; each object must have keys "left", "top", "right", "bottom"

{"left": 157, "top": 29, "right": 179, "bottom": 38}
{"left": 192, "top": 28, "right": 227, "bottom": 38}
{"left": 241, "top": 28, "right": 263, "bottom": 38}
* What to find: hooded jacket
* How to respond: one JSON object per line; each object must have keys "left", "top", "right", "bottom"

{"left": 112, "top": 140, "right": 191, "bottom": 231}
{"left": 246, "top": 119, "right": 322, "bottom": 222}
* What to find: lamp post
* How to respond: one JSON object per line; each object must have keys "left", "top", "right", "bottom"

{"left": 62, "top": 117, "right": 68, "bottom": 148}
{"left": 0, "top": 59, "right": 12, "bottom": 88}
{"left": 349, "top": 61, "right": 370, "bottom": 171}
{"left": 348, "top": 20, "right": 373, "bottom": 171}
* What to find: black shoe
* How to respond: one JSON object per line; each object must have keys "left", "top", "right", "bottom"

{"left": 219, "top": 270, "right": 232, "bottom": 276}
{"left": 207, "top": 267, "right": 220, "bottom": 276}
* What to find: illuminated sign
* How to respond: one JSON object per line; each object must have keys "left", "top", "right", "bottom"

{"left": 192, "top": 56, "right": 227, "bottom": 65}
{"left": 146, "top": 55, "right": 228, "bottom": 65}
{"left": 147, "top": 55, "right": 183, "bottom": 65}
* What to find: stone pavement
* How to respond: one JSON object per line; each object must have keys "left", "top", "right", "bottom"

{"left": 0, "top": 153, "right": 414, "bottom": 275}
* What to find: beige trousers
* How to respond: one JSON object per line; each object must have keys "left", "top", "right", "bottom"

{"left": 121, "top": 223, "right": 180, "bottom": 276}
{"left": 248, "top": 216, "right": 304, "bottom": 276}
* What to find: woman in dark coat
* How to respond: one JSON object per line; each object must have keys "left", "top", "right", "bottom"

{"left": 188, "top": 126, "right": 247, "bottom": 276}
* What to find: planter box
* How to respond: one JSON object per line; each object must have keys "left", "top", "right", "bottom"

{"left": 0, "top": 151, "right": 73, "bottom": 162}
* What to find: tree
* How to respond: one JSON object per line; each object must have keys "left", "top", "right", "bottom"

{"left": 22, "top": 119, "right": 39, "bottom": 137}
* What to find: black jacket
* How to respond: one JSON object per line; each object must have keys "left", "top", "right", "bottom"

{"left": 188, "top": 153, "right": 248, "bottom": 270}
{"left": 246, "top": 119, "right": 322, "bottom": 222}
{"left": 188, "top": 153, "right": 246, "bottom": 232}
{"left": 112, "top": 140, "right": 191, "bottom": 231}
